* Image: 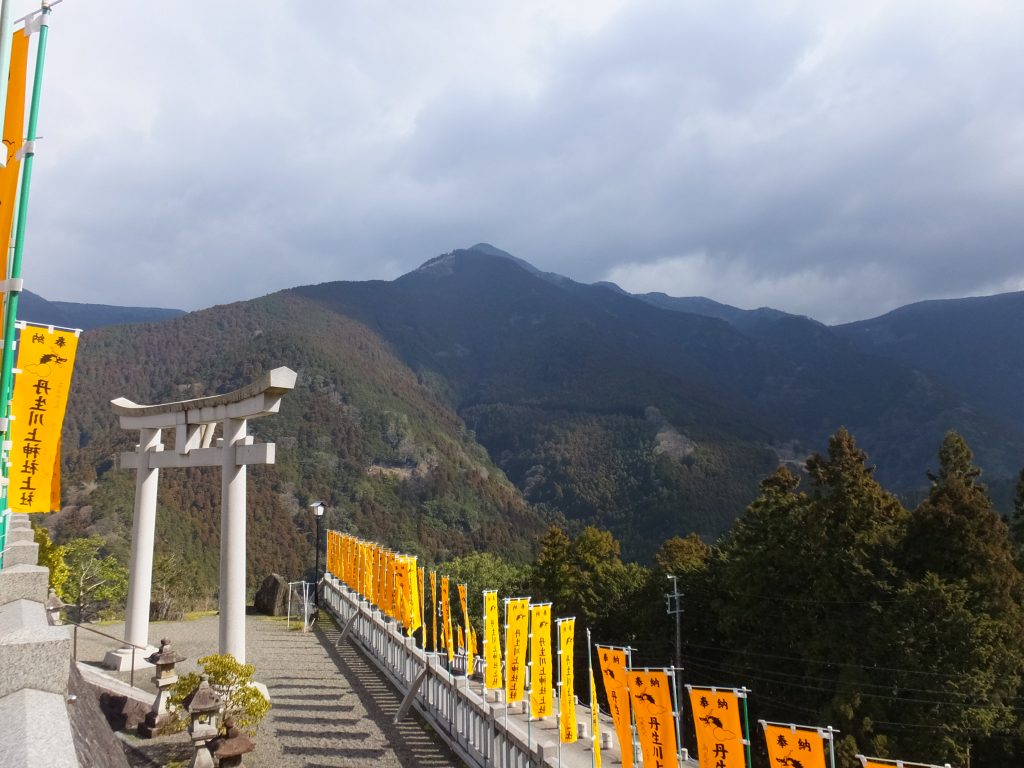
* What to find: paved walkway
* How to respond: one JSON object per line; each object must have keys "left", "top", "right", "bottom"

{"left": 73, "top": 613, "right": 464, "bottom": 767}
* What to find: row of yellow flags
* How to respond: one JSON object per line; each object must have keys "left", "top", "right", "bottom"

{"left": 326, "top": 531, "right": 953, "bottom": 768}
{"left": 0, "top": 23, "right": 79, "bottom": 514}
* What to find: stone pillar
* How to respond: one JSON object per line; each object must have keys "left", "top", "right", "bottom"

{"left": 106, "top": 427, "right": 161, "bottom": 670}
{"left": 219, "top": 417, "right": 247, "bottom": 662}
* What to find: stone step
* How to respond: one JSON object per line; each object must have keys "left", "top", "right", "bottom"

{"left": 0, "top": 563, "right": 48, "bottom": 605}
{"left": 0, "top": 598, "right": 71, "bottom": 698}
{"left": 6, "top": 525, "right": 35, "bottom": 544}
{"left": 3, "top": 538, "right": 39, "bottom": 567}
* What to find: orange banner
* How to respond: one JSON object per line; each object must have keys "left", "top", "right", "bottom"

{"left": 417, "top": 566, "right": 425, "bottom": 642}
{"left": 590, "top": 670, "right": 603, "bottom": 768}
{"left": 405, "top": 556, "right": 421, "bottom": 636}
{"left": 441, "top": 576, "right": 454, "bottom": 663}
{"left": 505, "top": 597, "right": 530, "bottom": 702}
{"left": 9, "top": 325, "right": 79, "bottom": 512}
{"left": 762, "top": 723, "right": 828, "bottom": 768}
{"left": 689, "top": 687, "right": 746, "bottom": 768}
{"left": 630, "top": 669, "right": 678, "bottom": 768}
{"left": 430, "top": 571, "right": 438, "bottom": 652}
{"left": 0, "top": 30, "right": 28, "bottom": 281}
{"left": 558, "top": 618, "right": 577, "bottom": 743}
{"left": 484, "top": 590, "right": 502, "bottom": 689}
{"left": 530, "top": 603, "right": 553, "bottom": 718}
{"left": 597, "top": 645, "right": 633, "bottom": 768}
{"left": 457, "top": 583, "right": 470, "bottom": 671}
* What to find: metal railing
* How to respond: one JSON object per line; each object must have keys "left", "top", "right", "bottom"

{"left": 322, "top": 574, "right": 545, "bottom": 768}
{"left": 67, "top": 619, "right": 148, "bottom": 689}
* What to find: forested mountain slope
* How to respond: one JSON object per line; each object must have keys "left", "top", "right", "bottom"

{"left": 60, "top": 292, "right": 544, "bottom": 591}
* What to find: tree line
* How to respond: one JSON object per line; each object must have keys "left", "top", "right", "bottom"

{"left": 443, "top": 428, "right": 1024, "bottom": 768}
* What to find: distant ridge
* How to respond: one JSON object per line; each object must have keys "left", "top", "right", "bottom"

{"left": 19, "top": 290, "right": 184, "bottom": 330}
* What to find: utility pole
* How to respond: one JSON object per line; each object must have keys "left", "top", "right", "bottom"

{"left": 665, "top": 574, "right": 683, "bottom": 685}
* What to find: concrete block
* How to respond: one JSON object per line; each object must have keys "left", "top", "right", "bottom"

{"left": 0, "top": 563, "right": 49, "bottom": 605}
{"left": 0, "top": 688, "right": 80, "bottom": 767}
{"left": 3, "top": 538, "right": 39, "bottom": 567}
{"left": 7, "top": 525, "right": 35, "bottom": 544}
{"left": 8, "top": 514, "right": 32, "bottom": 531}
{"left": 0, "top": 598, "right": 72, "bottom": 698}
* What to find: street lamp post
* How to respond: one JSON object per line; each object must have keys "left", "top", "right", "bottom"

{"left": 309, "top": 501, "right": 324, "bottom": 608}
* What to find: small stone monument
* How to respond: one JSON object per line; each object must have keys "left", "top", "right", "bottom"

{"left": 139, "top": 638, "right": 185, "bottom": 737}
{"left": 211, "top": 717, "right": 255, "bottom": 767}
{"left": 183, "top": 676, "right": 223, "bottom": 768}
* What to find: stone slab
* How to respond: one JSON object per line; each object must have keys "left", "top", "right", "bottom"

{"left": 7, "top": 525, "right": 35, "bottom": 543}
{"left": 0, "top": 687, "right": 80, "bottom": 767}
{"left": 3, "top": 538, "right": 39, "bottom": 567}
{"left": 0, "top": 598, "right": 72, "bottom": 698}
{"left": 0, "top": 563, "right": 49, "bottom": 606}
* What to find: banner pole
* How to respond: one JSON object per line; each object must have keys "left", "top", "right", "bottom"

{"left": 587, "top": 628, "right": 595, "bottom": 768}
{"left": 503, "top": 597, "right": 509, "bottom": 734}
{"left": 0, "top": 2, "right": 52, "bottom": 524}
{"left": 741, "top": 687, "right": 752, "bottom": 768}
{"left": 556, "top": 620, "right": 562, "bottom": 768}
{"left": 627, "top": 646, "right": 638, "bottom": 766}
{"left": 670, "top": 665, "right": 683, "bottom": 765}
{"left": 828, "top": 726, "right": 836, "bottom": 768}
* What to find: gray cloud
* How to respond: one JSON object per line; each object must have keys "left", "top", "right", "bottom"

{"left": 17, "top": 0, "right": 1024, "bottom": 322}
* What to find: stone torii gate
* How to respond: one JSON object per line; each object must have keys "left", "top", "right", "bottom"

{"left": 104, "top": 367, "right": 296, "bottom": 670}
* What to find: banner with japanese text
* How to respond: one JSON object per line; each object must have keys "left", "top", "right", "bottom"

{"left": 0, "top": 30, "right": 28, "bottom": 282}
{"left": 430, "top": 571, "right": 438, "bottom": 652}
{"left": 590, "top": 670, "right": 603, "bottom": 768}
{"left": 457, "top": 583, "right": 470, "bottom": 669}
{"left": 530, "top": 603, "right": 553, "bottom": 718}
{"left": 9, "top": 325, "right": 79, "bottom": 512}
{"left": 417, "top": 566, "right": 425, "bottom": 641}
{"left": 558, "top": 618, "right": 577, "bottom": 743}
{"left": 505, "top": 597, "right": 530, "bottom": 702}
{"left": 441, "top": 576, "right": 454, "bottom": 662}
{"left": 457, "top": 624, "right": 465, "bottom": 652}
{"left": 629, "top": 668, "right": 679, "bottom": 768}
{"left": 762, "top": 723, "right": 828, "bottom": 768}
{"left": 688, "top": 687, "right": 746, "bottom": 768}
{"left": 484, "top": 590, "right": 502, "bottom": 689}
{"left": 597, "top": 645, "right": 633, "bottom": 768}
{"left": 405, "top": 556, "right": 422, "bottom": 636}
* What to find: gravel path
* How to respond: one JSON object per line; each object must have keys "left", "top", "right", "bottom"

{"left": 73, "top": 612, "right": 464, "bottom": 767}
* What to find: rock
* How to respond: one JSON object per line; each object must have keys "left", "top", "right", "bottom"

{"left": 253, "top": 574, "right": 288, "bottom": 616}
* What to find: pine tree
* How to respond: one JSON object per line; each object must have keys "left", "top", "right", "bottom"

{"left": 894, "top": 431, "right": 1024, "bottom": 766}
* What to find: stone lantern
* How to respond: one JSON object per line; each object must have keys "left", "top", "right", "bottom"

{"left": 210, "top": 717, "right": 255, "bottom": 767}
{"left": 44, "top": 588, "right": 64, "bottom": 625}
{"left": 183, "top": 675, "right": 223, "bottom": 768}
{"left": 139, "top": 638, "right": 186, "bottom": 737}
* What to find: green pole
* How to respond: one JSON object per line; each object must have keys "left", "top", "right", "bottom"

{"left": 0, "top": 4, "right": 51, "bottom": 544}
{"left": 741, "top": 687, "right": 752, "bottom": 768}
{"left": 587, "top": 628, "right": 595, "bottom": 768}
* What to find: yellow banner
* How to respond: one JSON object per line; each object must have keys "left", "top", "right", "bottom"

{"left": 457, "top": 624, "right": 465, "bottom": 652}
{"left": 441, "top": 576, "right": 454, "bottom": 663}
{"left": 405, "top": 556, "right": 422, "bottom": 636}
{"left": 763, "top": 724, "right": 828, "bottom": 768}
{"left": 597, "top": 646, "right": 633, "bottom": 768}
{"left": 430, "top": 571, "right": 438, "bottom": 652}
{"left": 530, "top": 603, "right": 553, "bottom": 718}
{"left": 505, "top": 597, "right": 530, "bottom": 702}
{"left": 484, "top": 590, "right": 502, "bottom": 689}
{"left": 417, "top": 566, "right": 425, "bottom": 642}
{"left": 468, "top": 625, "right": 477, "bottom": 675}
{"left": 457, "top": 583, "right": 470, "bottom": 669}
{"left": 10, "top": 326, "right": 79, "bottom": 512}
{"left": 590, "top": 670, "right": 602, "bottom": 768}
{"left": 559, "top": 618, "right": 577, "bottom": 743}
{"left": 363, "top": 544, "right": 374, "bottom": 602}
{"left": 689, "top": 688, "right": 746, "bottom": 768}
{"left": 630, "top": 669, "right": 679, "bottom": 768}
{"left": 0, "top": 30, "right": 28, "bottom": 282}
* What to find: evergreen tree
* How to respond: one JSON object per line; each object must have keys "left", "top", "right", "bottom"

{"left": 894, "top": 431, "right": 1024, "bottom": 765}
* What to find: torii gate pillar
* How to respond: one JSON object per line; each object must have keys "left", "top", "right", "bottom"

{"left": 104, "top": 367, "right": 296, "bottom": 670}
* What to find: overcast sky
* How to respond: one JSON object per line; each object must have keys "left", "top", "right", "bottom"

{"left": 15, "top": 0, "right": 1024, "bottom": 323}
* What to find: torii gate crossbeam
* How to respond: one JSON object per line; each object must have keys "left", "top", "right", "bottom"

{"left": 103, "top": 367, "right": 296, "bottom": 670}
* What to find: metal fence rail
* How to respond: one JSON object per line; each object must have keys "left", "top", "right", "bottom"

{"left": 322, "top": 574, "right": 546, "bottom": 768}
